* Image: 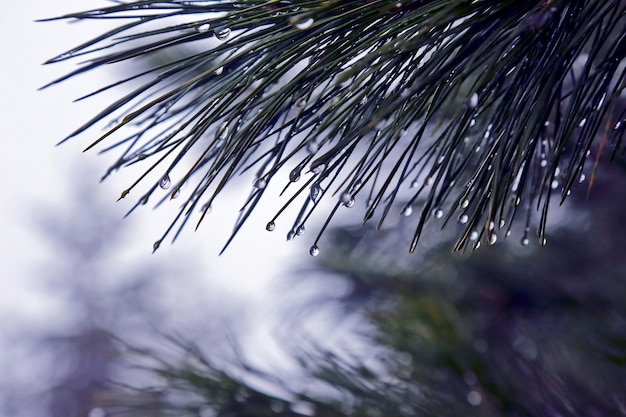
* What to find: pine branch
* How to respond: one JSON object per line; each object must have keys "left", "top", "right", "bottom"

{"left": 41, "top": 0, "right": 626, "bottom": 254}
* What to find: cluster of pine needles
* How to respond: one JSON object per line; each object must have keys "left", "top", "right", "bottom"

{"left": 41, "top": 0, "right": 626, "bottom": 254}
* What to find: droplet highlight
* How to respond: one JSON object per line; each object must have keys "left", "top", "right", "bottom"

{"left": 159, "top": 175, "right": 171, "bottom": 190}
{"left": 214, "top": 26, "right": 231, "bottom": 40}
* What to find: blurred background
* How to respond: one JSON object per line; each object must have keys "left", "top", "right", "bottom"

{"left": 1, "top": 2, "right": 625, "bottom": 417}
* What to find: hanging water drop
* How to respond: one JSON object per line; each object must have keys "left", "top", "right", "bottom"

{"left": 459, "top": 214, "right": 469, "bottom": 224}
{"left": 217, "top": 121, "right": 229, "bottom": 140}
{"left": 306, "top": 141, "right": 319, "bottom": 155}
{"left": 266, "top": 221, "right": 276, "bottom": 231}
{"left": 286, "top": 231, "right": 295, "bottom": 241}
{"left": 551, "top": 180, "right": 559, "bottom": 189}
{"left": 410, "top": 180, "right": 419, "bottom": 189}
{"left": 402, "top": 205, "right": 413, "bottom": 217}
{"left": 578, "top": 173, "right": 586, "bottom": 183}
{"left": 487, "top": 221, "right": 495, "bottom": 231}
{"left": 295, "top": 97, "right": 306, "bottom": 108}
{"left": 460, "top": 199, "right": 470, "bottom": 209}
{"left": 171, "top": 188, "right": 180, "bottom": 199}
{"left": 433, "top": 208, "right": 444, "bottom": 219}
{"left": 469, "top": 230, "right": 479, "bottom": 241}
{"left": 488, "top": 233, "right": 497, "bottom": 245}
{"left": 310, "top": 185, "right": 321, "bottom": 203}
{"left": 309, "top": 245, "right": 320, "bottom": 256}
{"left": 159, "top": 175, "right": 171, "bottom": 190}
{"left": 294, "top": 17, "right": 314, "bottom": 30}
{"left": 214, "top": 66, "right": 224, "bottom": 75}
{"left": 540, "top": 159, "right": 548, "bottom": 167}
{"left": 254, "top": 178, "right": 267, "bottom": 189}
{"left": 296, "top": 225, "right": 305, "bottom": 236}
{"left": 311, "top": 162, "right": 326, "bottom": 174}
{"left": 153, "top": 240, "right": 161, "bottom": 252}
{"left": 214, "top": 26, "right": 231, "bottom": 40}
{"left": 197, "top": 23, "right": 211, "bottom": 33}
{"left": 499, "top": 219, "right": 505, "bottom": 228}
{"left": 521, "top": 236, "right": 529, "bottom": 246}
{"left": 289, "top": 167, "right": 301, "bottom": 182}
{"left": 468, "top": 93, "right": 479, "bottom": 109}
{"left": 340, "top": 191, "right": 354, "bottom": 207}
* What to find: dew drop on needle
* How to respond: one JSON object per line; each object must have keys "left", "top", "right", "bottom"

{"left": 159, "top": 175, "right": 171, "bottom": 190}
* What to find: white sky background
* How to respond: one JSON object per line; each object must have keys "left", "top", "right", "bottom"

{"left": 0, "top": 1, "right": 311, "bottom": 316}
{"left": 0, "top": 4, "right": 372, "bottom": 409}
{"left": 0, "top": 1, "right": 350, "bottom": 407}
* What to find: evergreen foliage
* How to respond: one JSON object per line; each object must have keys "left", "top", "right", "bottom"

{"left": 41, "top": 0, "right": 626, "bottom": 253}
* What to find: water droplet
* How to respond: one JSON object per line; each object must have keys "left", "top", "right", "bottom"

{"left": 402, "top": 205, "right": 413, "bottom": 216}
{"left": 296, "top": 225, "right": 305, "bottom": 236}
{"left": 615, "top": 121, "right": 622, "bottom": 130}
{"left": 488, "top": 233, "right": 497, "bottom": 245}
{"left": 540, "top": 159, "right": 548, "bottom": 167}
{"left": 310, "top": 185, "right": 321, "bottom": 203}
{"left": 286, "top": 231, "right": 295, "bottom": 241}
{"left": 487, "top": 221, "right": 495, "bottom": 231}
{"left": 460, "top": 199, "right": 470, "bottom": 209}
{"left": 469, "top": 118, "right": 476, "bottom": 127}
{"left": 214, "top": 66, "right": 224, "bottom": 75}
{"left": 216, "top": 121, "right": 229, "bottom": 140}
{"left": 254, "top": 178, "right": 267, "bottom": 189}
{"left": 153, "top": 240, "right": 161, "bottom": 251}
{"left": 468, "top": 93, "right": 479, "bottom": 109}
{"left": 551, "top": 180, "right": 559, "bottom": 189}
{"left": 294, "top": 17, "right": 314, "bottom": 30}
{"left": 311, "top": 162, "right": 326, "bottom": 174}
{"left": 360, "top": 95, "right": 368, "bottom": 105}
{"left": 214, "top": 26, "right": 231, "bottom": 40}
{"left": 433, "top": 208, "right": 444, "bottom": 219}
{"left": 459, "top": 214, "right": 469, "bottom": 224}
{"left": 197, "top": 23, "right": 211, "bottom": 33}
{"left": 171, "top": 188, "right": 180, "bottom": 199}
{"left": 340, "top": 191, "right": 354, "bottom": 207}
{"left": 425, "top": 177, "right": 434, "bottom": 186}
{"left": 578, "top": 173, "right": 586, "bottom": 183}
{"left": 295, "top": 97, "right": 306, "bottom": 108}
{"left": 159, "top": 175, "right": 171, "bottom": 189}
{"left": 467, "top": 391, "right": 482, "bottom": 406}
{"left": 499, "top": 219, "right": 505, "bottom": 228}
{"left": 541, "top": 237, "right": 547, "bottom": 246}
{"left": 410, "top": 180, "right": 419, "bottom": 189}
{"left": 521, "top": 236, "right": 529, "bottom": 246}
{"left": 578, "top": 118, "right": 586, "bottom": 127}
{"left": 306, "top": 141, "right": 319, "bottom": 154}
{"left": 266, "top": 221, "right": 276, "bottom": 231}
{"left": 470, "top": 230, "right": 479, "bottom": 241}
{"left": 289, "top": 167, "right": 301, "bottom": 182}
